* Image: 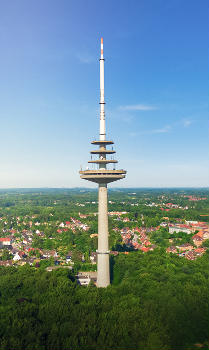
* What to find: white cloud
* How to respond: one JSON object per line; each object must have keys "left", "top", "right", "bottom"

{"left": 76, "top": 52, "right": 94, "bottom": 64}
{"left": 118, "top": 104, "right": 158, "bottom": 111}
{"left": 129, "top": 125, "right": 171, "bottom": 136}
{"left": 182, "top": 119, "right": 192, "bottom": 127}
{"left": 151, "top": 125, "right": 171, "bottom": 134}
{"left": 129, "top": 132, "right": 138, "bottom": 137}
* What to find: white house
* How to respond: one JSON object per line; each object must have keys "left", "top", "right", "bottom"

{"left": 0, "top": 237, "right": 12, "bottom": 246}
{"left": 76, "top": 274, "right": 91, "bottom": 286}
{"left": 13, "top": 252, "right": 21, "bottom": 261}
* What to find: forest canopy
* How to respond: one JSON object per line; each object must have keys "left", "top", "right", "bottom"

{"left": 0, "top": 249, "right": 208, "bottom": 350}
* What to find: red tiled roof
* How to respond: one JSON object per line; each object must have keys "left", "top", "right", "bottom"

{"left": 196, "top": 230, "right": 204, "bottom": 238}
{"left": 194, "top": 248, "right": 206, "bottom": 253}
{"left": 0, "top": 237, "right": 11, "bottom": 242}
{"left": 141, "top": 247, "right": 150, "bottom": 252}
{"left": 192, "top": 235, "right": 203, "bottom": 241}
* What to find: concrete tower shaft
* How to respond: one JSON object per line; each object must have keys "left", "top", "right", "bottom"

{"left": 97, "top": 183, "right": 109, "bottom": 287}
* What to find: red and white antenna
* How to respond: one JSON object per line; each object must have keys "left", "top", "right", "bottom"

{"left": 101, "top": 37, "right": 104, "bottom": 59}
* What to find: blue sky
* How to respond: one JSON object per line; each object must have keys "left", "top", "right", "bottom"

{"left": 0, "top": 0, "right": 208, "bottom": 187}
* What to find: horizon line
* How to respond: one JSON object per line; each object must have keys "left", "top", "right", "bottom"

{"left": 0, "top": 186, "right": 208, "bottom": 190}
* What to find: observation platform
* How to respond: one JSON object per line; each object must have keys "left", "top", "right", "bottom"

{"left": 91, "top": 140, "right": 114, "bottom": 145}
{"left": 90, "top": 149, "right": 115, "bottom": 155}
{"left": 88, "top": 159, "right": 118, "bottom": 164}
{"left": 80, "top": 169, "right": 126, "bottom": 184}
